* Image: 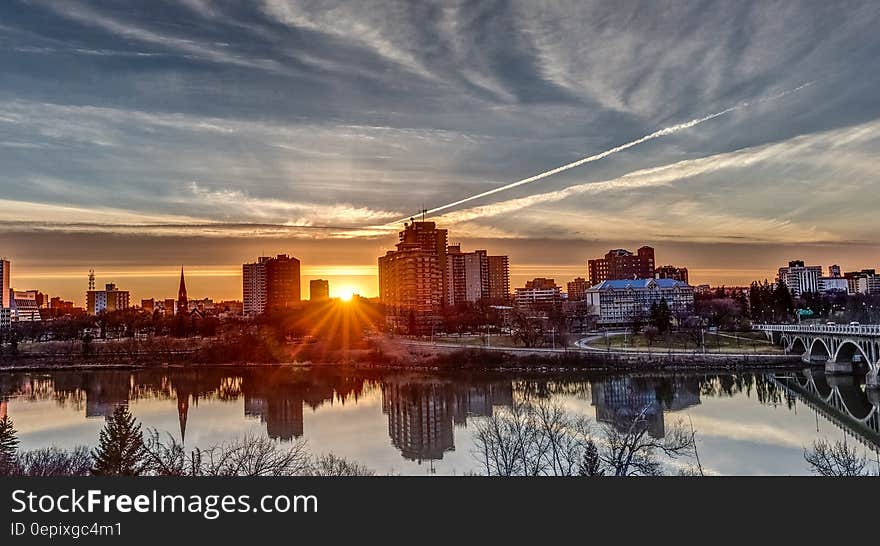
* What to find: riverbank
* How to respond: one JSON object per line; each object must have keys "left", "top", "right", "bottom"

{"left": 0, "top": 337, "right": 803, "bottom": 373}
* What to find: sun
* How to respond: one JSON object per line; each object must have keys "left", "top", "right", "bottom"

{"left": 338, "top": 286, "right": 357, "bottom": 301}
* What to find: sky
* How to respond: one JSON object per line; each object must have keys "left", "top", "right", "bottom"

{"left": 1, "top": 0, "right": 879, "bottom": 304}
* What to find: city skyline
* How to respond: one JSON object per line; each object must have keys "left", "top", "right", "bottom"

{"left": 2, "top": 2, "right": 880, "bottom": 303}
{"left": 2, "top": 239, "right": 878, "bottom": 305}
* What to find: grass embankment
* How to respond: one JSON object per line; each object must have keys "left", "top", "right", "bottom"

{"left": 585, "top": 331, "right": 782, "bottom": 353}
{"left": 432, "top": 335, "right": 523, "bottom": 348}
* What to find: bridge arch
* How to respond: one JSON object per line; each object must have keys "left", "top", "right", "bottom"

{"left": 833, "top": 340, "right": 871, "bottom": 369}
{"left": 808, "top": 338, "right": 832, "bottom": 364}
{"left": 790, "top": 337, "right": 807, "bottom": 355}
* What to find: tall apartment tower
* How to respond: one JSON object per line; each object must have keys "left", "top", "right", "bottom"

{"left": 243, "top": 254, "right": 301, "bottom": 316}
{"left": 446, "top": 246, "right": 488, "bottom": 305}
{"left": 588, "top": 246, "right": 655, "bottom": 285}
{"left": 487, "top": 255, "right": 510, "bottom": 302}
{"left": 265, "top": 254, "right": 301, "bottom": 310}
{"left": 310, "top": 279, "right": 330, "bottom": 301}
{"left": 243, "top": 258, "right": 267, "bottom": 316}
{"left": 0, "top": 258, "right": 10, "bottom": 308}
{"left": 378, "top": 221, "right": 446, "bottom": 314}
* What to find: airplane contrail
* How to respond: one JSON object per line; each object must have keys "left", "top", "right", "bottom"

{"left": 386, "top": 81, "right": 814, "bottom": 226}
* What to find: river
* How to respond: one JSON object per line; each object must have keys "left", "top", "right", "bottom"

{"left": 1, "top": 365, "right": 877, "bottom": 475}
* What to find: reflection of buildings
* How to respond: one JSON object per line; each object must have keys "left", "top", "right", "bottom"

{"left": 243, "top": 384, "right": 305, "bottom": 441}
{"left": 381, "top": 378, "right": 514, "bottom": 461}
{"left": 590, "top": 376, "right": 701, "bottom": 438}
{"left": 84, "top": 371, "right": 131, "bottom": 418}
{"left": 383, "top": 382, "right": 454, "bottom": 461}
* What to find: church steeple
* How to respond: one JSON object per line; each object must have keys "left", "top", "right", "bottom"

{"left": 177, "top": 267, "right": 188, "bottom": 314}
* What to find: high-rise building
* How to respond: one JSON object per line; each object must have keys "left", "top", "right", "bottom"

{"left": 588, "top": 247, "right": 655, "bottom": 285}
{"left": 828, "top": 264, "right": 842, "bottom": 278}
{"left": 655, "top": 265, "right": 689, "bottom": 284}
{"left": 86, "top": 283, "right": 130, "bottom": 315}
{"left": 243, "top": 254, "right": 301, "bottom": 315}
{"left": 0, "top": 258, "right": 10, "bottom": 309}
{"left": 378, "top": 221, "right": 446, "bottom": 316}
{"left": 310, "top": 279, "right": 330, "bottom": 301}
{"left": 141, "top": 298, "right": 155, "bottom": 313}
{"left": 446, "top": 245, "right": 488, "bottom": 305}
{"left": 265, "top": 254, "right": 300, "bottom": 310}
{"left": 487, "top": 255, "right": 510, "bottom": 302}
{"left": 567, "top": 277, "right": 590, "bottom": 301}
{"left": 243, "top": 258, "right": 267, "bottom": 316}
{"left": 177, "top": 267, "right": 188, "bottom": 314}
{"left": 777, "top": 260, "right": 822, "bottom": 296}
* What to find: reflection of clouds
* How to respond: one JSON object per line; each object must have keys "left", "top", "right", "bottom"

{"left": 686, "top": 413, "right": 807, "bottom": 449}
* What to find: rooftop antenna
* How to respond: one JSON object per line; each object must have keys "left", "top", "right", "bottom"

{"left": 421, "top": 207, "right": 427, "bottom": 222}
{"left": 88, "top": 269, "right": 95, "bottom": 291}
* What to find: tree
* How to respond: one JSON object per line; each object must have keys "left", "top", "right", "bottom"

{"left": 510, "top": 310, "right": 545, "bottom": 348}
{"left": 92, "top": 405, "right": 147, "bottom": 476}
{"left": 804, "top": 439, "right": 878, "bottom": 476}
{"left": 17, "top": 447, "right": 92, "bottom": 477}
{"left": 0, "top": 415, "right": 19, "bottom": 476}
{"left": 577, "top": 440, "right": 604, "bottom": 476}
{"left": 649, "top": 299, "right": 672, "bottom": 334}
{"left": 601, "top": 406, "right": 697, "bottom": 476}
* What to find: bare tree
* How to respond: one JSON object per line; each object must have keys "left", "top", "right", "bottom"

{"left": 196, "top": 434, "right": 312, "bottom": 476}
{"left": 16, "top": 446, "right": 93, "bottom": 477}
{"left": 473, "top": 399, "right": 592, "bottom": 476}
{"left": 144, "top": 430, "right": 189, "bottom": 476}
{"left": 473, "top": 400, "right": 698, "bottom": 477}
{"left": 602, "top": 407, "right": 696, "bottom": 476}
{"left": 804, "top": 439, "right": 877, "bottom": 476}
{"left": 307, "top": 453, "right": 375, "bottom": 476}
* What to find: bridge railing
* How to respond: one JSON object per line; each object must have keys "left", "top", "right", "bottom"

{"left": 753, "top": 323, "right": 880, "bottom": 336}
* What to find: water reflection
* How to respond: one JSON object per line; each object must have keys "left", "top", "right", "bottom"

{"left": 772, "top": 370, "right": 880, "bottom": 450}
{"left": 1, "top": 366, "right": 878, "bottom": 471}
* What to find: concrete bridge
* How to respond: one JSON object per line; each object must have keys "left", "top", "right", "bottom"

{"left": 754, "top": 324, "right": 880, "bottom": 388}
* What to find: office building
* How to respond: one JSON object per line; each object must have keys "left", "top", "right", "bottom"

{"left": 844, "top": 269, "right": 878, "bottom": 295}
{"left": 86, "top": 283, "right": 130, "bottom": 315}
{"left": 10, "top": 290, "right": 41, "bottom": 322}
{"left": 777, "top": 260, "right": 822, "bottom": 296}
{"left": 588, "top": 247, "right": 655, "bottom": 285}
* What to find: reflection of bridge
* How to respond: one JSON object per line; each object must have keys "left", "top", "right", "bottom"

{"left": 755, "top": 324, "right": 880, "bottom": 387}
{"left": 771, "top": 370, "right": 880, "bottom": 451}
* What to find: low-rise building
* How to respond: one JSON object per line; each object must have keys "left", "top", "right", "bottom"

{"left": 585, "top": 278, "right": 694, "bottom": 327}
